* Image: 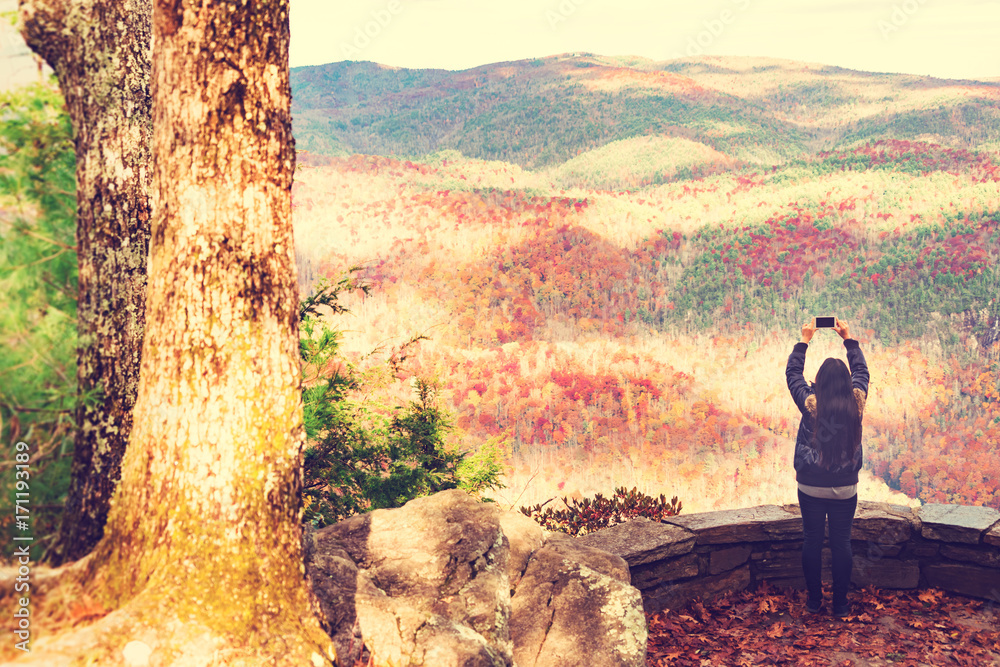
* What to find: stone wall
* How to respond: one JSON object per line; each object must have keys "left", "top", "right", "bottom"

{"left": 578, "top": 501, "right": 1000, "bottom": 614}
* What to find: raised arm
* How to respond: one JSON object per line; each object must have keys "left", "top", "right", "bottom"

{"left": 786, "top": 342, "right": 812, "bottom": 414}
{"left": 844, "top": 338, "right": 870, "bottom": 396}
{"left": 834, "top": 318, "right": 869, "bottom": 396}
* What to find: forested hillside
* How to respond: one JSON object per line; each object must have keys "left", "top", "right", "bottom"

{"left": 203, "top": 52, "right": 1000, "bottom": 512}
{"left": 290, "top": 54, "right": 1000, "bottom": 167}
{"left": 292, "top": 125, "right": 1000, "bottom": 513}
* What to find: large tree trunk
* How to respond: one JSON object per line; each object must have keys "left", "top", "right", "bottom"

{"left": 62, "top": 0, "right": 331, "bottom": 662}
{"left": 18, "top": 0, "right": 151, "bottom": 565}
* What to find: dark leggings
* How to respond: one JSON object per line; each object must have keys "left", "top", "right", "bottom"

{"left": 798, "top": 489, "right": 857, "bottom": 606}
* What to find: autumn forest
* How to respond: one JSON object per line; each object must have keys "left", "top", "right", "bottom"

{"left": 289, "top": 54, "right": 1000, "bottom": 515}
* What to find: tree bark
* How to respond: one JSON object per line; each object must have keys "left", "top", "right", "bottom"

{"left": 72, "top": 0, "right": 333, "bottom": 662}
{"left": 18, "top": 0, "right": 152, "bottom": 565}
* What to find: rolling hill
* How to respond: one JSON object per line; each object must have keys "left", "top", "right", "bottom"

{"left": 290, "top": 53, "right": 1000, "bottom": 168}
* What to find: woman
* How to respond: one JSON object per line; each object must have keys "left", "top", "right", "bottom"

{"left": 785, "top": 317, "right": 870, "bottom": 617}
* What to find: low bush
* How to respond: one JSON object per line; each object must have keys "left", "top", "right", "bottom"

{"left": 520, "top": 486, "right": 682, "bottom": 536}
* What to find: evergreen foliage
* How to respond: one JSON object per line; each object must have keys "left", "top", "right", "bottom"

{"left": 299, "top": 273, "right": 505, "bottom": 527}
{"left": 0, "top": 79, "right": 78, "bottom": 558}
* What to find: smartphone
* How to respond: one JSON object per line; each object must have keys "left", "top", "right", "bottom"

{"left": 816, "top": 316, "right": 836, "bottom": 328}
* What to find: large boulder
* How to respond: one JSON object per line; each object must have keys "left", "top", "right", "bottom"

{"left": 510, "top": 533, "right": 647, "bottom": 667}
{"left": 498, "top": 510, "right": 544, "bottom": 591}
{"left": 306, "top": 489, "right": 512, "bottom": 666}
{"left": 302, "top": 537, "right": 366, "bottom": 665}
{"left": 305, "top": 491, "right": 647, "bottom": 666}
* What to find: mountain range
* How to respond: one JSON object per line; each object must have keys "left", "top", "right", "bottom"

{"left": 290, "top": 53, "right": 1000, "bottom": 171}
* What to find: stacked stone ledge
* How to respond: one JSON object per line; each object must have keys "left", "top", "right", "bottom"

{"left": 578, "top": 501, "right": 1000, "bottom": 615}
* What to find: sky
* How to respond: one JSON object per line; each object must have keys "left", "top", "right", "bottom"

{"left": 289, "top": 0, "right": 1000, "bottom": 81}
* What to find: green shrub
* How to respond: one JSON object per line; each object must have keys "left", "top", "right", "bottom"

{"left": 456, "top": 434, "right": 508, "bottom": 501}
{"left": 299, "top": 272, "right": 505, "bottom": 527}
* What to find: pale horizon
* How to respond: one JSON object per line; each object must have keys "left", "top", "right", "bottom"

{"left": 4, "top": 0, "right": 998, "bottom": 88}
{"left": 289, "top": 0, "right": 1000, "bottom": 82}
{"left": 290, "top": 50, "right": 1000, "bottom": 83}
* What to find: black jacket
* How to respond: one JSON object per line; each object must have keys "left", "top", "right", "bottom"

{"left": 786, "top": 338, "right": 870, "bottom": 487}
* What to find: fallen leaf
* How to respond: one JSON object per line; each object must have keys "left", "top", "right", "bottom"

{"left": 919, "top": 588, "right": 944, "bottom": 605}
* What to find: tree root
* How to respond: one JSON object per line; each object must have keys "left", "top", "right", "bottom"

{"left": 1, "top": 560, "right": 338, "bottom": 667}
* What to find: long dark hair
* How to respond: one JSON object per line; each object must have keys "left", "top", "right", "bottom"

{"left": 811, "top": 357, "right": 862, "bottom": 470}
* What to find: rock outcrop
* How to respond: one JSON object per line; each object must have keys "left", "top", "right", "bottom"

{"left": 306, "top": 493, "right": 1000, "bottom": 662}
{"left": 510, "top": 533, "right": 646, "bottom": 667}
{"left": 304, "top": 489, "right": 647, "bottom": 666}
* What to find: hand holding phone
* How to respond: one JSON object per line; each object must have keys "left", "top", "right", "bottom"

{"left": 833, "top": 318, "right": 851, "bottom": 340}
{"left": 804, "top": 317, "right": 851, "bottom": 342}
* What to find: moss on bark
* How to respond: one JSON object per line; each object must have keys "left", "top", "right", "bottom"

{"left": 19, "top": 0, "right": 152, "bottom": 565}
